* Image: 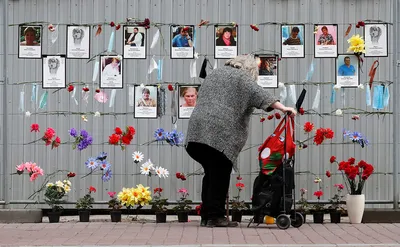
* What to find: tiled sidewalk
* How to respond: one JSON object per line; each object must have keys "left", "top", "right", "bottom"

{"left": 0, "top": 215, "right": 400, "bottom": 246}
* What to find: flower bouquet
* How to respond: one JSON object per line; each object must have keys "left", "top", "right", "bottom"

{"left": 83, "top": 152, "right": 113, "bottom": 182}
{"left": 173, "top": 188, "right": 192, "bottom": 222}
{"left": 15, "top": 162, "right": 44, "bottom": 182}
{"left": 109, "top": 126, "right": 136, "bottom": 150}
{"left": 69, "top": 128, "right": 93, "bottom": 151}
{"left": 297, "top": 122, "right": 334, "bottom": 149}
{"left": 44, "top": 180, "right": 71, "bottom": 223}
{"left": 76, "top": 186, "right": 96, "bottom": 222}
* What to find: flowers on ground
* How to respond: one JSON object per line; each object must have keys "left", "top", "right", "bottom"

{"left": 150, "top": 187, "right": 169, "bottom": 213}
{"left": 109, "top": 126, "right": 136, "bottom": 150}
{"left": 69, "top": 128, "right": 93, "bottom": 151}
{"left": 117, "top": 184, "right": 152, "bottom": 207}
{"left": 173, "top": 188, "right": 192, "bottom": 212}
{"left": 45, "top": 180, "right": 72, "bottom": 211}
{"left": 230, "top": 176, "right": 248, "bottom": 211}
{"left": 76, "top": 186, "right": 96, "bottom": 210}
{"left": 15, "top": 162, "right": 44, "bottom": 181}
{"left": 108, "top": 191, "right": 122, "bottom": 211}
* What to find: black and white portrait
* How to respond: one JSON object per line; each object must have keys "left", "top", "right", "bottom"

{"left": 67, "top": 25, "right": 90, "bottom": 58}
{"left": 43, "top": 55, "right": 66, "bottom": 89}
{"left": 123, "top": 26, "right": 146, "bottom": 59}
{"left": 364, "top": 23, "right": 388, "bottom": 57}
{"left": 18, "top": 25, "right": 42, "bottom": 59}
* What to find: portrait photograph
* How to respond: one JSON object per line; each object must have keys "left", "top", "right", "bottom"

{"left": 123, "top": 25, "right": 146, "bottom": 59}
{"left": 66, "top": 25, "right": 90, "bottom": 59}
{"left": 170, "top": 25, "right": 194, "bottom": 59}
{"left": 281, "top": 24, "right": 305, "bottom": 58}
{"left": 336, "top": 54, "right": 359, "bottom": 88}
{"left": 18, "top": 25, "right": 42, "bottom": 59}
{"left": 214, "top": 25, "right": 238, "bottom": 59}
{"left": 178, "top": 85, "right": 200, "bottom": 119}
{"left": 134, "top": 85, "right": 158, "bottom": 119}
{"left": 364, "top": 23, "right": 388, "bottom": 57}
{"left": 314, "top": 24, "right": 338, "bottom": 58}
{"left": 99, "top": 55, "right": 123, "bottom": 89}
{"left": 256, "top": 55, "right": 278, "bottom": 88}
{"left": 42, "top": 55, "right": 66, "bottom": 89}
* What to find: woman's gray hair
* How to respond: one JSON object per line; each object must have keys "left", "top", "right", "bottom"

{"left": 224, "top": 55, "right": 259, "bottom": 81}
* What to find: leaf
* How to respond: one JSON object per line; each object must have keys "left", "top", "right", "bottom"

{"left": 95, "top": 25, "right": 102, "bottom": 36}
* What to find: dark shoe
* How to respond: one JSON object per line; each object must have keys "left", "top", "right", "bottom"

{"left": 206, "top": 217, "right": 238, "bottom": 228}
{"left": 200, "top": 218, "right": 207, "bottom": 227}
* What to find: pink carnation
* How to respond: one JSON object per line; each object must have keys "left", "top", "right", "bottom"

{"left": 178, "top": 188, "right": 188, "bottom": 194}
{"left": 108, "top": 191, "right": 117, "bottom": 198}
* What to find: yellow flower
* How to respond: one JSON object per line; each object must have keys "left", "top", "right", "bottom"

{"left": 347, "top": 34, "right": 365, "bottom": 53}
{"left": 64, "top": 185, "right": 71, "bottom": 193}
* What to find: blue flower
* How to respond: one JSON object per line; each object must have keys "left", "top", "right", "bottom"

{"left": 349, "top": 132, "right": 362, "bottom": 142}
{"left": 102, "top": 169, "right": 112, "bottom": 182}
{"left": 85, "top": 157, "right": 99, "bottom": 169}
{"left": 154, "top": 128, "right": 166, "bottom": 141}
{"left": 166, "top": 129, "right": 184, "bottom": 146}
{"left": 99, "top": 160, "right": 111, "bottom": 171}
{"left": 343, "top": 129, "right": 352, "bottom": 137}
{"left": 97, "top": 152, "right": 108, "bottom": 161}
{"left": 69, "top": 128, "right": 77, "bottom": 137}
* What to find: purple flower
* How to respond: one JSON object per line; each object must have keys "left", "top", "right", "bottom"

{"left": 102, "top": 169, "right": 112, "bottom": 182}
{"left": 97, "top": 152, "right": 107, "bottom": 161}
{"left": 99, "top": 160, "right": 111, "bottom": 170}
{"left": 166, "top": 129, "right": 184, "bottom": 146}
{"left": 154, "top": 128, "right": 165, "bottom": 141}
{"left": 349, "top": 132, "right": 362, "bottom": 142}
{"left": 80, "top": 129, "right": 89, "bottom": 138}
{"left": 85, "top": 157, "right": 99, "bottom": 169}
{"left": 69, "top": 128, "right": 77, "bottom": 137}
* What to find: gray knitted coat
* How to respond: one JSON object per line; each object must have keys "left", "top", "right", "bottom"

{"left": 185, "top": 66, "right": 280, "bottom": 169}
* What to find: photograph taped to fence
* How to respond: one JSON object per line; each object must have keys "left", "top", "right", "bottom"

{"left": 214, "top": 25, "right": 238, "bottom": 59}
{"left": 281, "top": 24, "right": 305, "bottom": 58}
{"left": 178, "top": 85, "right": 200, "bottom": 119}
{"left": 66, "top": 25, "right": 90, "bottom": 59}
{"left": 134, "top": 85, "right": 158, "bottom": 119}
{"left": 123, "top": 25, "right": 146, "bottom": 59}
{"left": 100, "top": 55, "right": 123, "bottom": 89}
{"left": 364, "top": 23, "right": 388, "bottom": 57}
{"left": 42, "top": 55, "right": 66, "bottom": 89}
{"left": 256, "top": 55, "right": 278, "bottom": 88}
{"left": 171, "top": 25, "right": 194, "bottom": 59}
{"left": 18, "top": 25, "right": 42, "bottom": 59}
{"left": 336, "top": 54, "right": 359, "bottom": 88}
{"left": 314, "top": 24, "right": 338, "bottom": 58}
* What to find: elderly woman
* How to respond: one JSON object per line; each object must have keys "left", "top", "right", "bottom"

{"left": 185, "top": 55, "right": 296, "bottom": 227}
{"left": 20, "top": 27, "right": 40, "bottom": 46}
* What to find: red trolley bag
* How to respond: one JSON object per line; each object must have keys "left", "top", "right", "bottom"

{"left": 258, "top": 116, "right": 296, "bottom": 176}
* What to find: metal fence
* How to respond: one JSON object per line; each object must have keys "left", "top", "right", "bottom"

{"left": 0, "top": 0, "right": 398, "bottom": 209}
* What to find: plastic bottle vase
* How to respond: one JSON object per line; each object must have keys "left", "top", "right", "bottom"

{"left": 264, "top": 216, "right": 275, "bottom": 224}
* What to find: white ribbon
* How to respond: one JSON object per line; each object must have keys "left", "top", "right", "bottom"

{"left": 71, "top": 87, "right": 78, "bottom": 105}
{"left": 148, "top": 56, "right": 158, "bottom": 74}
{"left": 287, "top": 85, "right": 297, "bottom": 106}
{"left": 312, "top": 85, "right": 321, "bottom": 110}
{"left": 92, "top": 61, "right": 99, "bottom": 82}
{"left": 150, "top": 29, "right": 160, "bottom": 49}
{"left": 109, "top": 89, "right": 116, "bottom": 107}
{"left": 50, "top": 25, "right": 59, "bottom": 44}
{"left": 129, "top": 86, "right": 135, "bottom": 106}
{"left": 190, "top": 59, "right": 197, "bottom": 78}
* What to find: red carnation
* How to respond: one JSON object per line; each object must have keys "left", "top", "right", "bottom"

{"left": 236, "top": 182, "right": 245, "bottom": 189}
{"left": 260, "top": 117, "right": 266, "bottom": 122}
{"left": 128, "top": 126, "right": 136, "bottom": 136}
{"left": 298, "top": 107, "right": 305, "bottom": 115}
{"left": 67, "top": 84, "right": 74, "bottom": 92}
{"left": 116, "top": 24, "right": 121, "bottom": 30}
{"left": 237, "top": 176, "right": 242, "bottom": 180}
{"left": 303, "top": 122, "right": 314, "bottom": 133}
{"left": 108, "top": 134, "right": 120, "bottom": 145}
{"left": 30, "top": 123, "right": 40, "bottom": 132}
{"left": 358, "top": 160, "right": 368, "bottom": 168}
{"left": 274, "top": 112, "right": 281, "bottom": 119}
{"left": 267, "top": 115, "right": 274, "bottom": 120}
{"left": 82, "top": 87, "right": 89, "bottom": 92}
{"left": 326, "top": 170, "right": 331, "bottom": 178}
{"left": 356, "top": 24, "right": 360, "bottom": 28}
{"left": 330, "top": 156, "right": 336, "bottom": 163}
{"left": 67, "top": 172, "right": 76, "bottom": 178}
{"left": 313, "top": 190, "right": 323, "bottom": 199}
{"left": 89, "top": 186, "right": 96, "bottom": 193}
{"left": 167, "top": 84, "right": 174, "bottom": 91}
{"left": 348, "top": 157, "right": 356, "bottom": 165}
{"left": 176, "top": 172, "right": 182, "bottom": 179}
{"left": 121, "top": 134, "right": 132, "bottom": 145}
{"left": 250, "top": 24, "right": 259, "bottom": 31}
{"left": 110, "top": 21, "right": 115, "bottom": 27}
{"left": 114, "top": 127, "right": 123, "bottom": 135}
{"left": 95, "top": 88, "right": 101, "bottom": 93}
{"left": 324, "top": 128, "right": 334, "bottom": 139}
{"left": 51, "top": 136, "right": 61, "bottom": 149}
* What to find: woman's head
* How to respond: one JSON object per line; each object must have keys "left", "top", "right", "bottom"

{"left": 222, "top": 27, "right": 232, "bottom": 39}
{"left": 142, "top": 88, "right": 150, "bottom": 99}
{"left": 321, "top": 26, "right": 328, "bottom": 35}
{"left": 24, "top": 27, "right": 37, "bottom": 45}
{"left": 181, "top": 87, "right": 198, "bottom": 107}
{"left": 225, "top": 55, "right": 259, "bottom": 81}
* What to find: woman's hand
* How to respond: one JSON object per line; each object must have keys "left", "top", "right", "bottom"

{"left": 282, "top": 106, "right": 297, "bottom": 116}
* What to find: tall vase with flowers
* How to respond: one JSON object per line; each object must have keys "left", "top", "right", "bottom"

{"left": 230, "top": 176, "right": 249, "bottom": 222}
{"left": 330, "top": 156, "right": 374, "bottom": 223}
{"left": 107, "top": 191, "right": 122, "bottom": 222}
{"left": 173, "top": 188, "right": 192, "bottom": 222}
{"left": 311, "top": 177, "right": 324, "bottom": 223}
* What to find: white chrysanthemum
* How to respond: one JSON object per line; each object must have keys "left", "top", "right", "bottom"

{"left": 335, "top": 109, "right": 343, "bottom": 116}
{"left": 55, "top": 180, "right": 63, "bottom": 188}
{"left": 46, "top": 182, "right": 54, "bottom": 187}
{"left": 94, "top": 111, "right": 101, "bottom": 117}
{"left": 154, "top": 166, "right": 163, "bottom": 178}
{"left": 160, "top": 167, "right": 169, "bottom": 178}
{"left": 140, "top": 160, "right": 154, "bottom": 175}
{"left": 333, "top": 85, "right": 341, "bottom": 90}
{"left": 358, "top": 84, "right": 364, "bottom": 90}
{"left": 63, "top": 180, "right": 71, "bottom": 186}
{"left": 132, "top": 151, "right": 144, "bottom": 163}
{"left": 25, "top": 111, "right": 31, "bottom": 117}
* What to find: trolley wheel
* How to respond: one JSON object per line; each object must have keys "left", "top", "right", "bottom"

{"left": 290, "top": 212, "right": 304, "bottom": 228}
{"left": 276, "top": 214, "right": 291, "bottom": 230}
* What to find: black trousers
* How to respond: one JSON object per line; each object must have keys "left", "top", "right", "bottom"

{"left": 186, "top": 142, "right": 233, "bottom": 220}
